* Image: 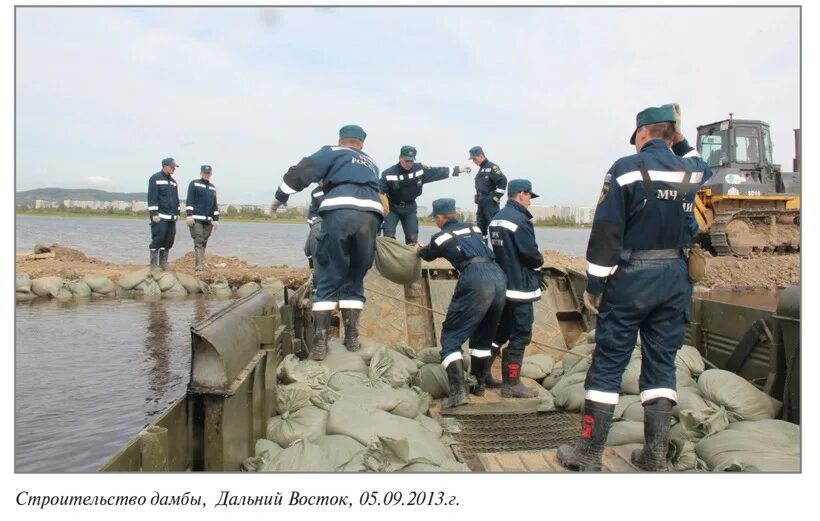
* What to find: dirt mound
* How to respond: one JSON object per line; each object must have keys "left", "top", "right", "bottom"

{"left": 543, "top": 250, "right": 586, "bottom": 273}
{"left": 704, "top": 253, "right": 800, "bottom": 290}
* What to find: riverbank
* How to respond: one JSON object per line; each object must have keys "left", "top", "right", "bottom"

{"left": 16, "top": 210, "right": 308, "bottom": 224}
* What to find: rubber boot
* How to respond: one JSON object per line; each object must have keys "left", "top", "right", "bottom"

{"left": 309, "top": 310, "right": 332, "bottom": 361}
{"left": 470, "top": 356, "right": 490, "bottom": 396}
{"left": 501, "top": 350, "right": 537, "bottom": 398}
{"left": 158, "top": 249, "right": 169, "bottom": 271}
{"left": 149, "top": 250, "right": 159, "bottom": 270}
{"left": 194, "top": 247, "right": 206, "bottom": 271}
{"left": 557, "top": 400, "right": 616, "bottom": 472}
{"left": 442, "top": 359, "right": 469, "bottom": 409}
{"left": 631, "top": 398, "right": 674, "bottom": 471}
{"left": 485, "top": 345, "right": 502, "bottom": 389}
{"left": 341, "top": 309, "right": 361, "bottom": 352}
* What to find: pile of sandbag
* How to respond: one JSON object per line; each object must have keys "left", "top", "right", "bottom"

{"left": 539, "top": 341, "right": 797, "bottom": 472}
{"left": 242, "top": 339, "right": 469, "bottom": 473}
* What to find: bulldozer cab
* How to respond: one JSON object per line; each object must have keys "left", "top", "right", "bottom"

{"left": 697, "top": 118, "right": 774, "bottom": 176}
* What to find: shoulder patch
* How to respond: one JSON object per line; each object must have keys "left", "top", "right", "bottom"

{"left": 492, "top": 165, "right": 500, "bottom": 174}
{"left": 421, "top": 163, "right": 431, "bottom": 170}
{"left": 597, "top": 173, "right": 612, "bottom": 204}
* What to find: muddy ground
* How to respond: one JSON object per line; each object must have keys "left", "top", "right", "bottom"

{"left": 16, "top": 244, "right": 799, "bottom": 291}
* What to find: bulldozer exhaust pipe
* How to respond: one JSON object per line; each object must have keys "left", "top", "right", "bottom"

{"left": 794, "top": 129, "right": 801, "bottom": 172}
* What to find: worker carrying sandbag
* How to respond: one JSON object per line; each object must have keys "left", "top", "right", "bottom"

{"left": 374, "top": 236, "right": 422, "bottom": 285}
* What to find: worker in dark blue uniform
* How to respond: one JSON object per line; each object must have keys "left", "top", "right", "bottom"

{"left": 147, "top": 157, "right": 181, "bottom": 270}
{"left": 418, "top": 198, "right": 507, "bottom": 407}
{"left": 380, "top": 145, "right": 472, "bottom": 245}
{"left": 558, "top": 104, "right": 712, "bottom": 472}
{"left": 185, "top": 165, "right": 220, "bottom": 271}
{"left": 489, "top": 179, "right": 548, "bottom": 399}
{"left": 303, "top": 182, "right": 325, "bottom": 289}
{"left": 469, "top": 146, "right": 507, "bottom": 241}
{"left": 270, "top": 125, "right": 383, "bottom": 360}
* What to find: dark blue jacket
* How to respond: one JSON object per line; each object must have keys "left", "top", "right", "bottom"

{"left": 474, "top": 159, "right": 507, "bottom": 199}
{"left": 307, "top": 185, "right": 324, "bottom": 224}
{"left": 185, "top": 177, "right": 219, "bottom": 222}
{"left": 380, "top": 163, "right": 457, "bottom": 204}
{"left": 273, "top": 145, "right": 382, "bottom": 218}
{"left": 585, "top": 138, "right": 713, "bottom": 293}
{"left": 489, "top": 200, "right": 544, "bottom": 302}
{"left": 147, "top": 171, "right": 180, "bottom": 221}
{"left": 418, "top": 219, "right": 495, "bottom": 269}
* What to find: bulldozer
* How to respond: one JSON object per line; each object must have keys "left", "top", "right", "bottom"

{"left": 693, "top": 115, "right": 800, "bottom": 256}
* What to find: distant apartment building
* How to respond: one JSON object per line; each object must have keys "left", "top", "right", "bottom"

{"left": 529, "top": 205, "right": 562, "bottom": 220}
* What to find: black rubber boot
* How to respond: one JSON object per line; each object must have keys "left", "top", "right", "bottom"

{"left": 442, "top": 359, "right": 469, "bottom": 409}
{"left": 469, "top": 356, "right": 487, "bottom": 397}
{"left": 309, "top": 310, "right": 332, "bottom": 361}
{"left": 485, "top": 345, "right": 502, "bottom": 389}
{"left": 158, "top": 249, "right": 169, "bottom": 271}
{"left": 194, "top": 247, "right": 206, "bottom": 271}
{"left": 341, "top": 309, "right": 361, "bottom": 352}
{"left": 501, "top": 350, "right": 537, "bottom": 398}
{"left": 149, "top": 250, "right": 159, "bottom": 270}
{"left": 557, "top": 399, "right": 615, "bottom": 472}
{"left": 631, "top": 398, "right": 674, "bottom": 471}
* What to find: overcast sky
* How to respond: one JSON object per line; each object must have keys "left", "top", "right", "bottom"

{"left": 15, "top": 6, "right": 800, "bottom": 209}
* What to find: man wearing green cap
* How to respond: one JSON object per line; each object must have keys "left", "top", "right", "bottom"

{"left": 379, "top": 145, "right": 472, "bottom": 245}
{"left": 147, "top": 158, "right": 181, "bottom": 270}
{"left": 270, "top": 125, "right": 383, "bottom": 361}
{"left": 558, "top": 104, "right": 712, "bottom": 472}
{"left": 185, "top": 165, "right": 219, "bottom": 270}
{"left": 469, "top": 146, "right": 507, "bottom": 241}
{"left": 488, "top": 179, "right": 548, "bottom": 399}
{"left": 418, "top": 198, "right": 507, "bottom": 408}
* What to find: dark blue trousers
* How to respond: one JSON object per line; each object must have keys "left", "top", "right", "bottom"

{"left": 304, "top": 220, "right": 322, "bottom": 287}
{"left": 476, "top": 195, "right": 500, "bottom": 238}
{"left": 312, "top": 209, "right": 381, "bottom": 311}
{"left": 494, "top": 300, "right": 535, "bottom": 358}
{"left": 440, "top": 263, "right": 507, "bottom": 361}
{"left": 585, "top": 258, "right": 691, "bottom": 397}
{"left": 382, "top": 202, "right": 419, "bottom": 244}
{"left": 149, "top": 219, "right": 176, "bottom": 251}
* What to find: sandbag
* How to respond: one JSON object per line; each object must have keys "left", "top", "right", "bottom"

{"left": 415, "top": 414, "right": 444, "bottom": 438}
{"left": 675, "top": 367, "right": 699, "bottom": 390}
{"left": 261, "top": 277, "right": 285, "bottom": 300}
{"left": 522, "top": 354, "right": 555, "bottom": 381}
{"left": 241, "top": 439, "right": 285, "bottom": 471}
{"left": 327, "top": 371, "right": 375, "bottom": 391}
{"left": 675, "top": 403, "right": 730, "bottom": 441}
{"left": 695, "top": 420, "right": 800, "bottom": 472}
{"left": 363, "top": 435, "right": 450, "bottom": 472}
{"left": 553, "top": 381, "right": 586, "bottom": 412}
{"left": 162, "top": 281, "right": 187, "bottom": 297}
{"left": 561, "top": 343, "right": 595, "bottom": 374}
{"left": 675, "top": 344, "right": 705, "bottom": 377}
{"left": 31, "top": 276, "right": 64, "bottom": 298}
{"left": 357, "top": 338, "right": 387, "bottom": 365}
{"left": 210, "top": 277, "right": 233, "bottom": 297}
{"left": 136, "top": 279, "right": 162, "bottom": 299}
{"left": 412, "top": 364, "right": 449, "bottom": 399}
{"left": 550, "top": 370, "right": 586, "bottom": 397}
{"left": 541, "top": 363, "right": 564, "bottom": 391}
{"left": 672, "top": 388, "right": 710, "bottom": 419}
{"left": 275, "top": 382, "right": 317, "bottom": 415}
{"left": 373, "top": 236, "right": 422, "bottom": 285}
{"left": 313, "top": 434, "right": 366, "bottom": 472}
{"left": 65, "top": 279, "right": 92, "bottom": 298}
{"left": 175, "top": 272, "right": 204, "bottom": 294}
{"left": 16, "top": 273, "right": 31, "bottom": 293}
{"left": 536, "top": 390, "right": 556, "bottom": 412}
{"left": 276, "top": 354, "right": 330, "bottom": 390}
{"left": 416, "top": 347, "right": 442, "bottom": 365}
{"left": 606, "top": 421, "right": 646, "bottom": 446}
{"left": 118, "top": 268, "right": 151, "bottom": 290}
{"left": 154, "top": 271, "right": 178, "bottom": 291}
{"left": 266, "top": 405, "right": 328, "bottom": 447}
{"left": 621, "top": 400, "right": 646, "bottom": 422}
{"left": 327, "top": 399, "right": 452, "bottom": 466}
{"left": 335, "top": 386, "right": 421, "bottom": 418}
{"left": 84, "top": 275, "right": 117, "bottom": 294}
{"left": 698, "top": 369, "right": 781, "bottom": 421}
{"left": 264, "top": 439, "right": 335, "bottom": 472}
{"left": 323, "top": 340, "right": 368, "bottom": 375}
{"left": 237, "top": 281, "right": 260, "bottom": 297}
{"left": 614, "top": 395, "right": 642, "bottom": 420}
{"left": 369, "top": 346, "right": 419, "bottom": 388}
{"left": 668, "top": 437, "right": 701, "bottom": 472}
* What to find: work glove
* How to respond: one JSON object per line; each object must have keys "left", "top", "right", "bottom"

{"left": 670, "top": 102, "right": 682, "bottom": 133}
{"left": 583, "top": 290, "right": 602, "bottom": 315}
{"left": 186, "top": 216, "right": 194, "bottom": 227}
{"left": 270, "top": 198, "right": 286, "bottom": 213}
{"left": 492, "top": 195, "right": 501, "bottom": 204}
{"left": 151, "top": 215, "right": 160, "bottom": 224}
{"left": 379, "top": 193, "right": 390, "bottom": 216}
{"left": 453, "top": 165, "right": 472, "bottom": 176}
{"left": 213, "top": 221, "right": 220, "bottom": 230}
{"left": 473, "top": 193, "right": 480, "bottom": 205}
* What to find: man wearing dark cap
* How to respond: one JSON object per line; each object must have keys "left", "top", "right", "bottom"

{"left": 147, "top": 158, "right": 181, "bottom": 270}
{"left": 488, "top": 179, "right": 547, "bottom": 398}
{"left": 271, "top": 125, "right": 383, "bottom": 360}
{"left": 469, "top": 146, "right": 507, "bottom": 241}
{"left": 379, "top": 145, "right": 472, "bottom": 245}
{"left": 185, "top": 165, "right": 220, "bottom": 271}
{"left": 557, "top": 104, "right": 712, "bottom": 472}
{"left": 418, "top": 198, "right": 507, "bottom": 408}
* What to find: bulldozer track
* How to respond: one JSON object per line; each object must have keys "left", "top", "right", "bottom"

{"left": 709, "top": 209, "right": 800, "bottom": 256}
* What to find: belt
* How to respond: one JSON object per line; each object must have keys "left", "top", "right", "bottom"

{"left": 391, "top": 200, "right": 414, "bottom": 207}
{"left": 458, "top": 256, "right": 494, "bottom": 271}
{"left": 630, "top": 249, "right": 683, "bottom": 260}
{"left": 476, "top": 191, "right": 490, "bottom": 197}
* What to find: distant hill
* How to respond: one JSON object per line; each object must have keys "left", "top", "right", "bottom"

{"left": 16, "top": 188, "right": 147, "bottom": 203}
